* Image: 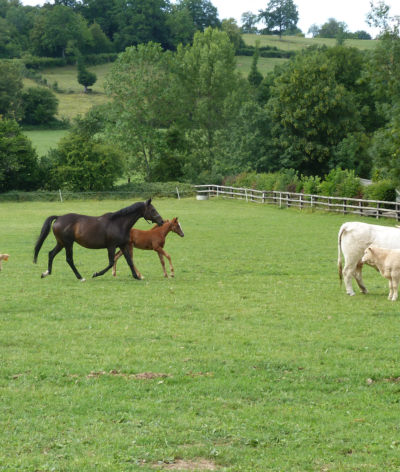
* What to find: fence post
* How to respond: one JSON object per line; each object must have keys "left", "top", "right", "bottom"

{"left": 262, "top": 191, "right": 266, "bottom": 203}
{"left": 300, "top": 194, "right": 303, "bottom": 209}
{"left": 287, "top": 193, "right": 290, "bottom": 208}
{"left": 343, "top": 199, "right": 347, "bottom": 215}
{"left": 311, "top": 195, "right": 313, "bottom": 209}
{"left": 176, "top": 187, "right": 180, "bottom": 200}
{"left": 328, "top": 197, "right": 331, "bottom": 211}
{"left": 251, "top": 189, "right": 253, "bottom": 202}
{"left": 376, "top": 202, "right": 380, "bottom": 219}
{"left": 359, "top": 200, "right": 362, "bottom": 216}
{"left": 231, "top": 187, "right": 233, "bottom": 199}
{"left": 59, "top": 189, "right": 63, "bottom": 203}
{"left": 245, "top": 188, "right": 248, "bottom": 202}
{"left": 397, "top": 202, "right": 399, "bottom": 222}
{"left": 280, "top": 192, "right": 282, "bottom": 208}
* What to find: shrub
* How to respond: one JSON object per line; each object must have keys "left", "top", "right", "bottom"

{"left": 22, "top": 87, "right": 59, "bottom": 124}
{"left": 363, "top": 180, "right": 397, "bottom": 202}
{"left": 318, "top": 168, "right": 362, "bottom": 198}
{"left": 300, "top": 175, "right": 321, "bottom": 195}
{"left": 273, "top": 169, "right": 299, "bottom": 191}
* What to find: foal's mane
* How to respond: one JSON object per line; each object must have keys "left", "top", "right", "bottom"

{"left": 109, "top": 201, "right": 145, "bottom": 220}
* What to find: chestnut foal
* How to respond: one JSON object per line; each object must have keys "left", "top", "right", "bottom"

{"left": 112, "top": 218, "right": 184, "bottom": 279}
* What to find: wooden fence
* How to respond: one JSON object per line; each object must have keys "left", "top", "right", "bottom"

{"left": 194, "top": 185, "right": 400, "bottom": 221}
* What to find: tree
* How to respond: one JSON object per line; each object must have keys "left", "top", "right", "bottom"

{"left": 49, "top": 114, "right": 125, "bottom": 191}
{"left": 41, "top": 5, "right": 89, "bottom": 57}
{"left": 22, "top": 87, "right": 59, "bottom": 124}
{"left": 258, "top": 0, "right": 299, "bottom": 39}
{"left": 318, "top": 18, "right": 348, "bottom": 38}
{"left": 0, "top": 61, "right": 23, "bottom": 120}
{"left": 87, "top": 21, "right": 114, "bottom": 53}
{"left": 266, "top": 52, "right": 362, "bottom": 175}
{"left": 177, "top": 0, "right": 220, "bottom": 31}
{"left": 241, "top": 11, "right": 258, "bottom": 34}
{"left": 221, "top": 18, "right": 244, "bottom": 51}
{"left": 77, "top": 56, "right": 97, "bottom": 93}
{"left": 0, "top": 117, "right": 40, "bottom": 192}
{"left": 175, "top": 27, "right": 249, "bottom": 177}
{"left": 166, "top": 4, "right": 197, "bottom": 48}
{"left": 355, "top": 30, "right": 372, "bottom": 39}
{"left": 247, "top": 41, "right": 263, "bottom": 87}
{"left": 105, "top": 42, "right": 177, "bottom": 181}
{"left": 113, "top": 0, "right": 172, "bottom": 52}
{"left": 307, "top": 23, "right": 320, "bottom": 37}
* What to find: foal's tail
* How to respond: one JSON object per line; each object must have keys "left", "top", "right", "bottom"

{"left": 33, "top": 215, "right": 58, "bottom": 263}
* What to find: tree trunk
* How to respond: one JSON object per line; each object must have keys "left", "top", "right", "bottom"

{"left": 83, "top": 85, "right": 88, "bottom": 93}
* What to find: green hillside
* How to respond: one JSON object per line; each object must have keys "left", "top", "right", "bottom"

{"left": 243, "top": 33, "right": 378, "bottom": 51}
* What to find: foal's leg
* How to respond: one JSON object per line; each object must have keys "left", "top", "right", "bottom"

{"left": 93, "top": 246, "right": 116, "bottom": 278}
{"left": 41, "top": 242, "right": 64, "bottom": 278}
{"left": 65, "top": 244, "right": 85, "bottom": 281}
{"left": 120, "top": 244, "right": 140, "bottom": 280}
{"left": 112, "top": 249, "right": 123, "bottom": 278}
{"left": 156, "top": 249, "right": 170, "bottom": 277}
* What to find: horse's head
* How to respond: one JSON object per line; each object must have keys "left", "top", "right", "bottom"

{"left": 171, "top": 217, "right": 184, "bottom": 237}
{"left": 144, "top": 198, "right": 164, "bottom": 226}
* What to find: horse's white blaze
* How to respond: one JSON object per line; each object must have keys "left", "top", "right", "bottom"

{"left": 178, "top": 222, "right": 184, "bottom": 236}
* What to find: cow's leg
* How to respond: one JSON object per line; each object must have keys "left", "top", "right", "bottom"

{"left": 388, "top": 277, "right": 394, "bottom": 300}
{"left": 343, "top": 262, "right": 357, "bottom": 296}
{"left": 354, "top": 261, "right": 369, "bottom": 294}
{"left": 391, "top": 275, "right": 399, "bottom": 301}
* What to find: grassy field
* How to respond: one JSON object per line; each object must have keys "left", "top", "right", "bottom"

{"left": 23, "top": 130, "right": 68, "bottom": 157}
{"left": 1, "top": 197, "right": 400, "bottom": 471}
{"left": 243, "top": 34, "right": 378, "bottom": 51}
{"left": 236, "top": 56, "right": 288, "bottom": 77}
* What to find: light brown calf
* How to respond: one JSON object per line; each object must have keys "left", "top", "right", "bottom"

{"left": 112, "top": 218, "right": 184, "bottom": 279}
{"left": 361, "top": 245, "right": 400, "bottom": 301}
{"left": 0, "top": 253, "right": 10, "bottom": 271}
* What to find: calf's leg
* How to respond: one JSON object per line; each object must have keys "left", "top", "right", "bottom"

{"left": 391, "top": 274, "right": 399, "bottom": 301}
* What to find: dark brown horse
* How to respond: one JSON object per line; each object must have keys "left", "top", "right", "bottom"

{"left": 33, "top": 198, "right": 164, "bottom": 281}
{"left": 112, "top": 217, "right": 184, "bottom": 279}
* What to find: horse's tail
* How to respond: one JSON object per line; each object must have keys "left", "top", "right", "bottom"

{"left": 33, "top": 215, "right": 58, "bottom": 263}
{"left": 338, "top": 224, "right": 347, "bottom": 287}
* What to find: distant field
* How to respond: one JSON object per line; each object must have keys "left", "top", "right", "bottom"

{"left": 243, "top": 33, "right": 378, "bottom": 51}
{"left": 23, "top": 130, "right": 68, "bottom": 157}
{"left": 236, "top": 56, "right": 288, "bottom": 77}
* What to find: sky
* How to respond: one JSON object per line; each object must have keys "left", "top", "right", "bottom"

{"left": 214, "top": 0, "right": 400, "bottom": 37}
{"left": 20, "top": 0, "right": 400, "bottom": 37}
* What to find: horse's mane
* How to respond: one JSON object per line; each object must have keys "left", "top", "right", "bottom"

{"left": 109, "top": 201, "right": 145, "bottom": 220}
{"left": 150, "top": 219, "right": 169, "bottom": 230}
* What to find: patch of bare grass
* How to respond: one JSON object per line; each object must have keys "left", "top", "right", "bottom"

{"left": 153, "top": 459, "right": 216, "bottom": 470}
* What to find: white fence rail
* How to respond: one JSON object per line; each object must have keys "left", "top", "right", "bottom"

{"left": 194, "top": 185, "right": 400, "bottom": 221}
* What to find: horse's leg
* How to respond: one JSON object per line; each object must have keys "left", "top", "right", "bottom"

{"left": 120, "top": 244, "right": 140, "bottom": 280}
{"left": 156, "top": 250, "right": 169, "bottom": 278}
{"left": 41, "top": 242, "right": 64, "bottom": 278}
{"left": 158, "top": 248, "right": 174, "bottom": 277}
{"left": 112, "top": 249, "right": 123, "bottom": 278}
{"left": 93, "top": 246, "right": 116, "bottom": 278}
{"left": 65, "top": 244, "right": 85, "bottom": 282}
{"left": 130, "top": 246, "right": 144, "bottom": 279}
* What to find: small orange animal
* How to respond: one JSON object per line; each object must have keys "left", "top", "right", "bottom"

{"left": 113, "top": 218, "right": 184, "bottom": 279}
{"left": 0, "top": 253, "right": 10, "bottom": 271}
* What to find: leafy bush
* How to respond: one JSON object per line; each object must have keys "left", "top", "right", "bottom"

{"left": 363, "top": 180, "right": 397, "bottom": 202}
{"left": 318, "top": 168, "right": 362, "bottom": 198}
{"left": 273, "top": 169, "right": 299, "bottom": 191}
{"left": 0, "top": 117, "right": 40, "bottom": 192}
{"left": 300, "top": 175, "right": 321, "bottom": 195}
{"left": 22, "top": 87, "right": 59, "bottom": 124}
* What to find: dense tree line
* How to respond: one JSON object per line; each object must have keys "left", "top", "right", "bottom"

{"left": 1, "top": 1, "right": 399, "bottom": 194}
{"left": 0, "top": 0, "right": 223, "bottom": 58}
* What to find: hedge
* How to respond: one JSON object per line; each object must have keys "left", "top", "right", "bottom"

{"left": 0, "top": 183, "right": 196, "bottom": 202}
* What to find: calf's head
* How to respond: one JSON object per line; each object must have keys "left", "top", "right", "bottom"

{"left": 361, "top": 246, "right": 376, "bottom": 264}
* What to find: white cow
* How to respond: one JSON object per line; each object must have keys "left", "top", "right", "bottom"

{"left": 338, "top": 222, "right": 400, "bottom": 296}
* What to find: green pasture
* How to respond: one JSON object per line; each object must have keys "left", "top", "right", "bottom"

{"left": 23, "top": 130, "right": 68, "bottom": 157}
{"left": 236, "top": 56, "right": 288, "bottom": 77}
{"left": 1, "top": 197, "right": 400, "bottom": 471}
{"left": 243, "top": 34, "right": 378, "bottom": 51}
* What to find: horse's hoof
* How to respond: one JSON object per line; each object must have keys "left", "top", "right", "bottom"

{"left": 140, "top": 276, "right": 145, "bottom": 280}
{"left": 92, "top": 272, "right": 97, "bottom": 278}
{"left": 81, "top": 278, "right": 86, "bottom": 282}
{"left": 41, "top": 270, "right": 49, "bottom": 278}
